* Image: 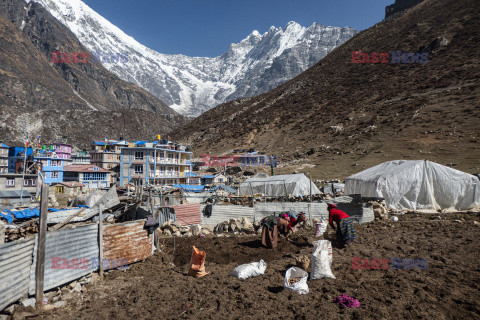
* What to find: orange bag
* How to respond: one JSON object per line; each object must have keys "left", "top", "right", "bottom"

{"left": 188, "top": 246, "right": 208, "bottom": 277}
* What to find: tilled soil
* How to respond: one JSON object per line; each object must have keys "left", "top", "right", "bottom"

{"left": 33, "top": 214, "right": 480, "bottom": 319}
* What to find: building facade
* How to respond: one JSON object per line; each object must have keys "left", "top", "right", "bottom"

{"left": 35, "top": 154, "right": 69, "bottom": 185}
{"left": 0, "top": 143, "right": 9, "bottom": 173}
{"left": 0, "top": 173, "right": 37, "bottom": 194}
{"left": 90, "top": 140, "right": 127, "bottom": 170}
{"left": 119, "top": 141, "right": 192, "bottom": 186}
{"left": 71, "top": 151, "right": 91, "bottom": 164}
{"left": 63, "top": 164, "right": 111, "bottom": 189}
{"left": 8, "top": 147, "right": 33, "bottom": 173}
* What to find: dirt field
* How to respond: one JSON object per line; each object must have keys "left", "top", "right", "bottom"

{"left": 32, "top": 213, "right": 480, "bottom": 320}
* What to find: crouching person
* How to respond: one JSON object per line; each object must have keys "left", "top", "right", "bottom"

{"left": 327, "top": 204, "right": 356, "bottom": 248}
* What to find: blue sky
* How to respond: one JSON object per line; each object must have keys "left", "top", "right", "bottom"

{"left": 82, "top": 0, "right": 393, "bottom": 57}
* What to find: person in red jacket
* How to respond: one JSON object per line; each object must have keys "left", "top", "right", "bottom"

{"left": 328, "top": 204, "right": 357, "bottom": 248}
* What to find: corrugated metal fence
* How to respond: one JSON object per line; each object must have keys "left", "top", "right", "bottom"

{"left": 28, "top": 224, "right": 99, "bottom": 294}
{"left": 200, "top": 205, "right": 254, "bottom": 226}
{"left": 0, "top": 219, "right": 153, "bottom": 311}
{"left": 0, "top": 238, "right": 35, "bottom": 311}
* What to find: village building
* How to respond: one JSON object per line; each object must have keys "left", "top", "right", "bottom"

{"left": 63, "top": 164, "right": 112, "bottom": 189}
{"left": 71, "top": 150, "right": 91, "bottom": 164}
{"left": 0, "top": 173, "right": 37, "bottom": 193}
{"left": 49, "top": 181, "right": 83, "bottom": 197}
{"left": 8, "top": 147, "right": 33, "bottom": 173}
{"left": 201, "top": 173, "right": 228, "bottom": 187}
{"left": 0, "top": 143, "right": 9, "bottom": 174}
{"left": 119, "top": 140, "right": 192, "bottom": 186}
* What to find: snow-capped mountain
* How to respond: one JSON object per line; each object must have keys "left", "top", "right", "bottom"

{"left": 31, "top": 0, "right": 358, "bottom": 117}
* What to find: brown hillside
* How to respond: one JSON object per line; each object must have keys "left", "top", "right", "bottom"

{"left": 173, "top": 0, "right": 480, "bottom": 179}
{"left": 0, "top": 0, "right": 183, "bottom": 148}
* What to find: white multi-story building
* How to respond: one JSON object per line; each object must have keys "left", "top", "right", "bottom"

{"left": 119, "top": 140, "right": 192, "bottom": 186}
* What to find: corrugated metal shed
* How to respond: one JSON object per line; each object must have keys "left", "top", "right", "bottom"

{"left": 0, "top": 190, "right": 32, "bottom": 198}
{"left": 29, "top": 224, "right": 99, "bottom": 294}
{"left": 0, "top": 237, "right": 35, "bottom": 310}
{"left": 171, "top": 204, "right": 201, "bottom": 226}
{"left": 156, "top": 207, "right": 176, "bottom": 226}
{"left": 103, "top": 220, "right": 153, "bottom": 268}
{"left": 200, "top": 205, "right": 254, "bottom": 226}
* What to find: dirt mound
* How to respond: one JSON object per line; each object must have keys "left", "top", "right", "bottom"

{"left": 32, "top": 213, "right": 480, "bottom": 319}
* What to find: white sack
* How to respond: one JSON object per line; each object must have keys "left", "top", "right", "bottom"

{"left": 284, "top": 267, "right": 309, "bottom": 295}
{"left": 230, "top": 260, "right": 267, "bottom": 279}
{"left": 310, "top": 240, "right": 335, "bottom": 279}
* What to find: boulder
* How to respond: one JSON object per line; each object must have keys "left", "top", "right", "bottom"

{"left": 184, "top": 232, "right": 193, "bottom": 237}
{"left": 160, "top": 220, "right": 173, "bottom": 230}
{"left": 163, "top": 229, "right": 172, "bottom": 236}
{"left": 201, "top": 228, "right": 212, "bottom": 235}
{"left": 173, "top": 231, "right": 181, "bottom": 237}
{"left": 240, "top": 217, "right": 255, "bottom": 234}
{"left": 191, "top": 225, "right": 202, "bottom": 236}
{"left": 179, "top": 226, "right": 190, "bottom": 234}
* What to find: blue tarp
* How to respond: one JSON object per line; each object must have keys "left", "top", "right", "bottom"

{"left": 2, "top": 208, "right": 40, "bottom": 220}
{"left": 173, "top": 184, "right": 205, "bottom": 192}
{"left": 0, "top": 205, "right": 90, "bottom": 223}
{"left": 203, "top": 175, "right": 215, "bottom": 179}
{"left": 0, "top": 212, "right": 13, "bottom": 223}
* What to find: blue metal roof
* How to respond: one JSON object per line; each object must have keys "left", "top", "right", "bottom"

{"left": 0, "top": 143, "right": 9, "bottom": 148}
{"left": 173, "top": 184, "right": 205, "bottom": 192}
{"left": 185, "top": 172, "right": 199, "bottom": 177}
{"left": 203, "top": 175, "right": 215, "bottom": 179}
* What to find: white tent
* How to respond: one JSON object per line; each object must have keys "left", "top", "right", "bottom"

{"left": 345, "top": 160, "right": 480, "bottom": 211}
{"left": 238, "top": 173, "right": 321, "bottom": 197}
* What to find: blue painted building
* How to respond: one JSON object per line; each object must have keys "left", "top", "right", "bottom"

{"left": 35, "top": 155, "right": 69, "bottom": 185}
{"left": 8, "top": 147, "right": 33, "bottom": 173}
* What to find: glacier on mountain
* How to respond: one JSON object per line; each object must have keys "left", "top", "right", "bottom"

{"left": 31, "top": 0, "right": 358, "bottom": 117}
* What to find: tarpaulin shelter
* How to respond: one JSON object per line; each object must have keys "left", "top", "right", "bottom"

{"left": 344, "top": 160, "right": 480, "bottom": 211}
{"left": 238, "top": 173, "right": 320, "bottom": 197}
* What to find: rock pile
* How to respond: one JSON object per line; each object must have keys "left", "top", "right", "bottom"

{"left": 157, "top": 218, "right": 260, "bottom": 237}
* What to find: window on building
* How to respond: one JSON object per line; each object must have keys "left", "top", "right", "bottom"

{"left": 51, "top": 160, "right": 61, "bottom": 167}
{"left": 51, "top": 172, "right": 59, "bottom": 179}
{"left": 55, "top": 186, "right": 64, "bottom": 194}
{"left": 83, "top": 173, "right": 107, "bottom": 181}
{"left": 94, "top": 166, "right": 99, "bottom": 171}
{"left": 6, "top": 179, "right": 14, "bottom": 187}
{"left": 134, "top": 165, "right": 143, "bottom": 174}
{"left": 134, "top": 151, "right": 144, "bottom": 160}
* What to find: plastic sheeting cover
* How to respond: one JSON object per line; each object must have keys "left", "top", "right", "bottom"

{"left": 238, "top": 174, "right": 321, "bottom": 197}
{"left": 345, "top": 160, "right": 480, "bottom": 211}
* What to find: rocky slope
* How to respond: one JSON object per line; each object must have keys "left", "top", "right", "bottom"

{"left": 174, "top": 0, "right": 480, "bottom": 179}
{"left": 0, "top": 0, "right": 183, "bottom": 147}
{"left": 32, "top": 0, "right": 358, "bottom": 117}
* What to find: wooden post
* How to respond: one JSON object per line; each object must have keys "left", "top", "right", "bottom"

{"left": 139, "top": 182, "right": 144, "bottom": 205}
{"left": 98, "top": 205, "right": 104, "bottom": 281}
{"left": 35, "top": 184, "right": 49, "bottom": 309}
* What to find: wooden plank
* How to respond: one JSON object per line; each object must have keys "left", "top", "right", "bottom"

{"left": 98, "top": 206, "right": 104, "bottom": 281}
{"left": 49, "top": 207, "right": 86, "bottom": 231}
{"left": 35, "top": 184, "right": 49, "bottom": 310}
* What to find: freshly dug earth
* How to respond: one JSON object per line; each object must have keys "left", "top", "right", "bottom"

{"left": 33, "top": 214, "right": 480, "bottom": 319}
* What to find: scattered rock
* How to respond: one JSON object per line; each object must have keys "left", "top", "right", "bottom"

{"left": 163, "top": 229, "right": 172, "bottom": 236}
{"left": 173, "top": 231, "right": 181, "bottom": 237}
{"left": 453, "top": 220, "right": 463, "bottom": 223}
{"left": 474, "top": 221, "right": 480, "bottom": 226}
{"left": 20, "top": 298, "right": 35, "bottom": 308}
{"left": 0, "top": 314, "right": 9, "bottom": 320}
{"left": 191, "top": 225, "right": 202, "bottom": 236}
{"left": 4, "top": 305, "right": 15, "bottom": 315}
{"left": 184, "top": 232, "right": 192, "bottom": 237}
{"left": 53, "top": 301, "right": 67, "bottom": 308}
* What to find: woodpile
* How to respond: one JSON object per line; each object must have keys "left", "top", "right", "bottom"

{"left": 4, "top": 220, "right": 38, "bottom": 242}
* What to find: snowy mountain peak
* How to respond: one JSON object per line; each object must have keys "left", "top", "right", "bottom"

{"left": 32, "top": 0, "right": 358, "bottom": 117}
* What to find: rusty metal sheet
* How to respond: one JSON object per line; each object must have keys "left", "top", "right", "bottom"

{"left": 103, "top": 220, "right": 153, "bottom": 269}
{"left": 0, "top": 237, "right": 35, "bottom": 311}
{"left": 171, "top": 203, "right": 201, "bottom": 226}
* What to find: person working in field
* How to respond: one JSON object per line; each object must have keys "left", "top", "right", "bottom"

{"left": 261, "top": 212, "right": 306, "bottom": 249}
{"left": 327, "top": 204, "right": 356, "bottom": 248}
